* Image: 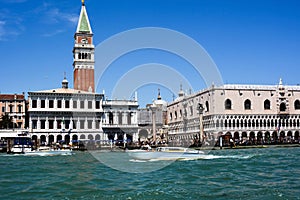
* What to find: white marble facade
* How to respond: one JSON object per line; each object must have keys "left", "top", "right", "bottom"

{"left": 167, "top": 80, "right": 300, "bottom": 146}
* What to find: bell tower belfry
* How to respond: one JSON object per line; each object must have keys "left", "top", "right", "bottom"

{"left": 73, "top": 0, "right": 95, "bottom": 92}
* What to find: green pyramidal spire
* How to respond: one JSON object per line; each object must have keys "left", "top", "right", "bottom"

{"left": 76, "top": 2, "right": 92, "bottom": 33}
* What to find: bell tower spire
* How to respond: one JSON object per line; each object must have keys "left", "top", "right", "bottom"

{"left": 73, "top": 0, "right": 95, "bottom": 92}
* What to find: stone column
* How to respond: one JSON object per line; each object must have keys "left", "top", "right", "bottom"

{"left": 151, "top": 105, "right": 157, "bottom": 144}
{"left": 92, "top": 118, "right": 96, "bottom": 130}
{"left": 37, "top": 117, "right": 41, "bottom": 130}
{"left": 113, "top": 112, "right": 118, "bottom": 125}
{"left": 46, "top": 117, "right": 49, "bottom": 130}
{"left": 54, "top": 117, "right": 57, "bottom": 130}
{"left": 29, "top": 118, "right": 32, "bottom": 131}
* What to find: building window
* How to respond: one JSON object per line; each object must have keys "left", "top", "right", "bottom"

{"left": 280, "top": 103, "right": 286, "bottom": 112}
{"left": 32, "top": 120, "right": 37, "bottom": 129}
{"left": 80, "top": 101, "right": 85, "bottom": 109}
{"left": 41, "top": 120, "right": 46, "bottom": 129}
{"left": 294, "top": 100, "right": 300, "bottom": 110}
{"left": 49, "top": 120, "right": 54, "bottom": 129}
{"left": 32, "top": 100, "right": 37, "bottom": 108}
{"left": 72, "top": 120, "right": 77, "bottom": 129}
{"left": 80, "top": 120, "right": 85, "bottom": 129}
{"left": 65, "top": 120, "right": 70, "bottom": 129}
{"left": 41, "top": 100, "right": 45, "bottom": 108}
{"left": 206, "top": 101, "right": 209, "bottom": 112}
{"left": 109, "top": 113, "right": 113, "bottom": 124}
{"left": 65, "top": 100, "right": 70, "bottom": 108}
{"left": 57, "top": 100, "right": 62, "bottom": 108}
{"left": 244, "top": 99, "right": 251, "bottom": 110}
{"left": 57, "top": 120, "right": 62, "bottom": 129}
{"left": 18, "top": 105, "right": 22, "bottom": 113}
{"left": 9, "top": 105, "right": 13, "bottom": 113}
{"left": 225, "top": 99, "right": 232, "bottom": 110}
{"left": 49, "top": 100, "right": 54, "bottom": 108}
{"left": 169, "top": 113, "right": 172, "bottom": 120}
{"left": 88, "top": 101, "right": 93, "bottom": 109}
{"left": 2, "top": 106, "right": 5, "bottom": 113}
{"left": 118, "top": 112, "right": 122, "bottom": 125}
{"left": 128, "top": 113, "right": 132, "bottom": 125}
{"left": 174, "top": 111, "right": 177, "bottom": 119}
{"left": 95, "top": 120, "right": 100, "bottom": 129}
{"left": 96, "top": 101, "right": 100, "bottom": 109}
{"left": 88, "top": 120, "right": 93, "bottom": 129}
{"left": 264, "top": 99, "right": 271, "bottom": 110}
{"left": 190, "top": 106, "right": 193, "bottom": 116}
{"left": 73, "top": 100, "right": 77, "bottom": 109}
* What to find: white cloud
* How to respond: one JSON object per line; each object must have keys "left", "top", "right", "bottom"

{"left": 42, "top": 29, "right": 65, "bottom": 37}
{"left": 0, "top": 8, "right": 25, "bottom": 41}
{"left": 46, "top": 8, "right": 78, "bottom": 25}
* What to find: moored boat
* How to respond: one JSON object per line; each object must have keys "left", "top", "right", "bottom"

{"left": 9, "top": 133, "right": 33, "bottom": 154}
{"left": 25, "top": 147, "right": 73, "bottom": 156}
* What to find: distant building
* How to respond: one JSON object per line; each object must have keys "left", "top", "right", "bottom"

{"left": 102, "top": 99, "right": 139, "bottom": 143}
{"left": 0, "top": 93, "right": 26, "bottom": 129}
{"left": 167, "top": 79, "right": 300, "bottom": 146}
{"left": 28, "top": 78, "right": 104, "bottom": 145}
{"left": 138, "top": 89, "right": 168, "bottom": 143}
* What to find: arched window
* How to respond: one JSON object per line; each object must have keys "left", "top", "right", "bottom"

{"left": 264, "top": 99, "right": 271, "bottom": 110}
{"left": 169, "top": 113, "right": 172, "bottom": 120}
{"left": 225, "top": 99, "right": 232, "bottom": 110}
{"left": 206, "top": 101, "right": 209, "bottom": 112}
{"left": 280, "top": 103, "right": 286, "bottom": 112}
{"left": 189, "top": 106, "right": 193, "bottom": 116}
{"left": 244, "top": 99, "right": 251, "bottom": 110}
{"left": 294, "top": 100, "right": 300, "bottom": 110}
{"left": 78, "top": 53, "right": 81, "bottom": 59}
{"left": 174, "top": 111, "right": 177, "bottom": 119}
{"left": 109, "top": 112, "right": 113, "bottom": 124}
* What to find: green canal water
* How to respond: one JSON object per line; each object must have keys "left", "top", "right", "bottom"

{"left": 0, "top": 147, "right": 299, "bottom": 200}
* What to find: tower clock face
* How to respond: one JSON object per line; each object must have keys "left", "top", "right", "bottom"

{"left": 81, "top": 38, "right": 88, "bottom": 44}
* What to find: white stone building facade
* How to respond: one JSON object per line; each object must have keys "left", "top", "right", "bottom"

{"left": 167, "top": 80, "right": 300, "bottom": 146}
{"left": 28, "top": 84, "right": 104, "bottom": 145}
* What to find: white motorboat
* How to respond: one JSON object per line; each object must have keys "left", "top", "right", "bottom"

{"left": 25, "top": 146, "right": 73, "bottom": 156}
{"left": 128, "top": 146, "right": 204, "bottom": 161}
{"left": 9, "top": 133, "right": 33, "bottom": 154}
{"left": 125, "top": 144, "right": 152, "bottom": 152}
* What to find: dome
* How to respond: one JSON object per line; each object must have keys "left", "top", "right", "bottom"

{"left": 154, "top": 99, "right": 167, "bottom": 111}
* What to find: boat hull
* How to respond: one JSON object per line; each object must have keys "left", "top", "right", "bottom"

{"left": 128, "top": 148, "right": 205, "bottom": 161}
{"left": 25, "top": 149, "right": 73, "bottom": 156}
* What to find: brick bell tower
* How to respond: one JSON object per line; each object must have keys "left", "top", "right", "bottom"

{"left": 73, "top": 0, "right": 95, "bottom": 92}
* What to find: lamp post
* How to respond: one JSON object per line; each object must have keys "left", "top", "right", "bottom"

{"left": 197, "top": 103, "right": 204, "bottom": 145}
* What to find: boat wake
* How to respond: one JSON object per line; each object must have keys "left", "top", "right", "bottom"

{"left": 1, "top": 152, "right": 74, "bottom": 157}
{"left": 129, "top": 154, "right": 254, "bottom": 162}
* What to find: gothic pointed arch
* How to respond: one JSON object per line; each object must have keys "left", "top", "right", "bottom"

{"left": 244, "top": 99, "right": 251, "bottom": 110}
{"left": 264, "top": 99, "right": 271, "bottom": 110}
{"left": 225, "top": 99, "right": 232, "bottom": 110}
{"left": 280, "top": 103, "right": 286, "bottom": 112}
{"left": 294, "top": 100, "right": 300, "bottom": 110}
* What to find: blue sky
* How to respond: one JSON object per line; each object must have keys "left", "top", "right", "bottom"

{"left": 0, "top": 0, "right": 300, "bottom": 107}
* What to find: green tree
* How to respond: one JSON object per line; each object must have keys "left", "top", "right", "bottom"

{"left": 0, "top": 114, "right": 13, "bottom": 129}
